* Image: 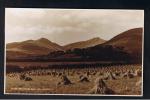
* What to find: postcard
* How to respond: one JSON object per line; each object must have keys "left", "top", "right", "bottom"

{"left": 5, "top": 8, "right": 144, "bottom": 96}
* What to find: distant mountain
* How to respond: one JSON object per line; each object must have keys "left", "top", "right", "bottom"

{"left": 101, "top": 28, "right": 143, "bottom": 55}
{"left": 64, "top": 37, "right": 106, "bottom": 50}
{"left": 81, "top": 28, "right": 143, "bottom": 63}
{"left": 47, "top": 27, "right": 143, "bottom": 62}
{"left": 6, "top": 28, "right": 143, "bottom": 63}
{"left": 6, "top": 38, "right": 64, "bottom": 57}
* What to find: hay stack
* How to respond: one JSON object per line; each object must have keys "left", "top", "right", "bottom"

{"left": 19, "top": 73, "right": 26, "bottom": 80}
{"left": 19, "top": 73, "right": 32, "bottom": 81}
{"left": 104, "top": 72, "right": 116, "bottom": 80}
{"left": 24, "top": 77, "right": 32, "bottom": 81}
{"left": 86, "top": 71, "right": 90, "bottom": 77}
{"left": 122, "top": 72, "right": 128, "bottom": 78}
{"left": 58, "top": 73, "right": 63, "bottom": 77}
{"left": 79, "top": 76, "right": 90, "bottom": 82}
{"left": 88, "top": 77, "right": 115, "bottom": 94}
{"left": 98, "top": 72, "right": 104, "bottom": 76}
{"left": 122, "top": 71, "right": 135, "bottom": 79}
{"left": 109, "top": 72, "right": 117, "bottom": 80}
{"left": 114, "top": 71, "right": 121, "bottom": 77}
{"left": 57, "top": 75, "right": 72, "bottom": 85}
{"left": 135, "top": 69, "right": 142, "bottom": 77}
{"left": 79, "top": 75, "right": 84, "bottom": 79}
{"left": 128, "top": 73, "right": 135, "bottom": 78}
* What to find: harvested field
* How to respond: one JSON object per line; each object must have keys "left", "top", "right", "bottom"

{"left": 5, "top": 63, "right": 142, "bottom": 95}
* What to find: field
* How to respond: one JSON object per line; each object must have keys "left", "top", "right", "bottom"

{"left": 5, "top": 63, "right": 142, "bottom": 95}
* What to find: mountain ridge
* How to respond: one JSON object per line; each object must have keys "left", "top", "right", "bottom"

{"left": 64, "top": 37, "right": 106, "bottom": 50}
{"left": 101, "top": 27, "right": 143, "bottom": 54}
{"left": 6, "top": 38, "right": 64, "bottom": 57}
{"left": 6, "top": 27, "right": 143, "bottom": 62}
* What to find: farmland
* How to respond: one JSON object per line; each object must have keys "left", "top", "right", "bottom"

{"left": 5, "top": 63, "right": 142, "bottom": 95}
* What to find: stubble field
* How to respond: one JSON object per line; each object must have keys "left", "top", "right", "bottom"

{"left": 5, "top": 63, "right": 142, "bottom": 95}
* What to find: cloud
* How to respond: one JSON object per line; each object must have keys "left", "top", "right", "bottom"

{"left": 5, "top": 8, "right": 144, "bottom": 45}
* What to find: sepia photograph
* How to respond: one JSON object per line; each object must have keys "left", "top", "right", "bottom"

{"left": 5, "top": 8, "right": 144, "bottom": 96}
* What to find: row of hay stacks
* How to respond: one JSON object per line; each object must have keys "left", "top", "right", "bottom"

{"left": 55, "top": 69, "right": 142, "bottom": 94}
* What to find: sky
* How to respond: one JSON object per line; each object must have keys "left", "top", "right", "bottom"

{"left": 5, "top": 8, "right": 144, "bottom": 46}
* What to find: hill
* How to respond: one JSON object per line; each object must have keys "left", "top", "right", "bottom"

{"left": 6, "top": 38, "right": 64, "bottom": 57}
{"left": 64, "top": 37, "right": 106, "bottom": 50}
{"left": 102, "top": 28, "right": 143, "bottom": 55}
{"left": 84, "top": 27, "right": 143, "bottom": 63}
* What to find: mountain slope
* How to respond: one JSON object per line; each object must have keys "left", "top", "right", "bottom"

{"left": 101, "top": 27, "right": 143, "bottom": 54}
{"left": 6, "top": 38, "right": 64, "bottom": 57}
{"left": 81, "top": 28, "right": 143, "bottom": 63}
{"left": 64, "top": 37, "right": 106, "bottom": 50}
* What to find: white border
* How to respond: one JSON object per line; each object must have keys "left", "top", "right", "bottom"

{"left": 4, "top": 8, "right": 144, "bottom": 97}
